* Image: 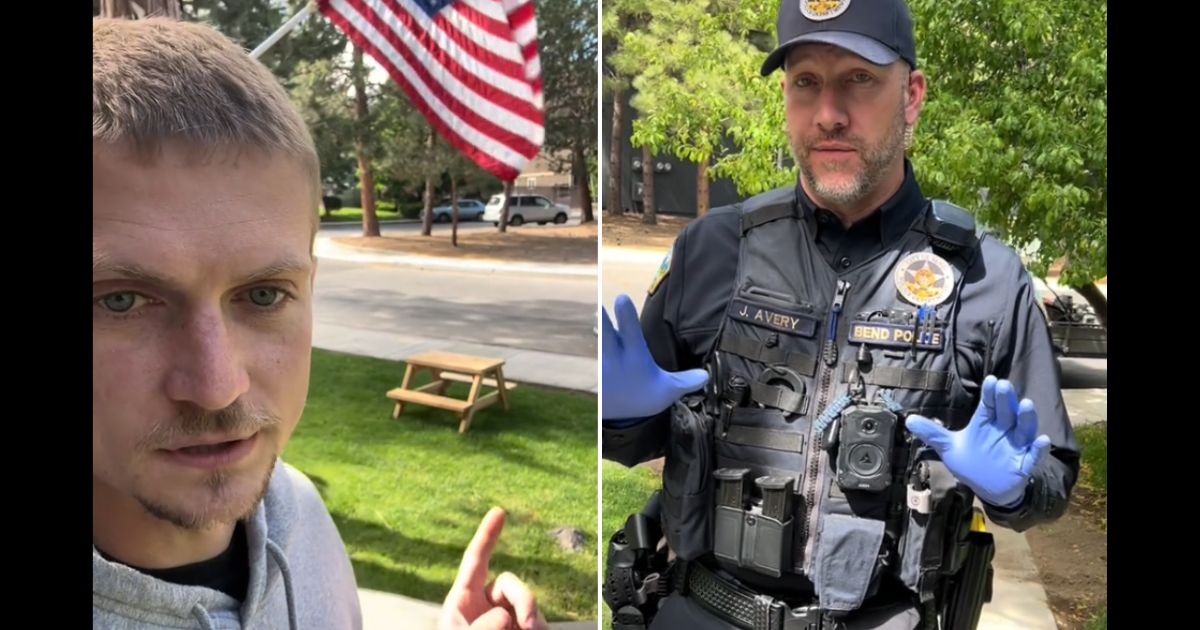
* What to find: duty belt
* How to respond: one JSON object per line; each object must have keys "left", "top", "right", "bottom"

{"left": 678, "top": 562, "right": 839, "bottom": 630}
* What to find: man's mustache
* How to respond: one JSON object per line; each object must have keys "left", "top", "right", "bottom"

{"left": 137, "top": 401, "right": 280, "bottom": 452}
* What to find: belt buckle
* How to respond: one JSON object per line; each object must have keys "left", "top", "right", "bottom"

{"left": 782, "top": 604, "right": 824, "bottom": 630}
{"left": 752, "top": 595, "right": 784, "bottom": 630}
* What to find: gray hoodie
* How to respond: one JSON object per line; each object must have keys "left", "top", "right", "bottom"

{"left": 93, "top": 460, "right": 363, "bottom": 629}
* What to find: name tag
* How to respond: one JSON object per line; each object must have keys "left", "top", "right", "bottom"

{"left": 730, "top": 299, "right": 818, "bottom": 337}
{"left": 848, "top": 321, "right": 944, "bottom": 351}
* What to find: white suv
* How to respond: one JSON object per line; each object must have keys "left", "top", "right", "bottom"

{"left": 483, "top": 194, "right": 570, "bottom": 227}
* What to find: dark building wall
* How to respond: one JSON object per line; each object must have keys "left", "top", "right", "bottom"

{"left": 602, "top": 91, "right": 743, "bottom": 217}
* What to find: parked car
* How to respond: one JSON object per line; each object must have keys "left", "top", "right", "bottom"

{"left": 482, "top": 194, "right": 570, "bottom": 226}
{"left": 424, "top": 199, "right": 486, "bottom": 222}
{"left": 1031, "top": 277, "right": 1107, "bottom": 358}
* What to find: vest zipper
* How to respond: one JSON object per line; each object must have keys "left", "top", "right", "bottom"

{"left": 802, "top": 279, "right": 851, "bottom": 575}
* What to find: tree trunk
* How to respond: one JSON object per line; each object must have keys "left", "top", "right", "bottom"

{"left": 352, "top": 47, "right": 380, "bottom": 238}
{"left": 607, "top": 87, "right": 624, "bottom": 215}
{"left": 1072, "top": 282, "right": 1108, "bottom": 330}
{"left": 697, "top": 159, "right": 710, "bottom": 217}
{"left": 102, "top": 0, "right": 181, "bottom": 18}
{"left": 451, "top": 178, "right": 459, "bottom": 247}
{"left": 641, "top": 146, "right": 656, "bottom": 225}
{"left": 574, "top": 142, "right": 593, "bottom": 223}
{"left": 421, "top": 130, "right": 436, "bottom": 237}
{"left": 499, "top": 181, "right": 513, "bottom": 233}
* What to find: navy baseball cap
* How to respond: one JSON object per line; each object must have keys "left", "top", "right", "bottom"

{"left": 761, "top": 0, "right": 918, "bottom": 76}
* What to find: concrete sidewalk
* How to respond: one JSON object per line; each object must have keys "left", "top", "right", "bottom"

{"left": 316, "top": 236, "right": 597, "bottom": 277}
{"left": 978, "top": 511, "right": 1059, "bottom": 630}
{"left": 315, "top": 225, "right": 598, "bottom": 278}
{"left": 358, "top": 588, "right": 596, "bottom": 629}
{"left": 314, "top": 321, "right": 597, "bottom": 393}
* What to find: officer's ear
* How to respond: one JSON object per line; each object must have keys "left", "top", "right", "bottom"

{"left": 904, "top": 68, "right": 927, "bottom": 127}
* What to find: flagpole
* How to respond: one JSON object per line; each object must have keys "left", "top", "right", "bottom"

{"left": 249, "top": 2, "right": 315, "bottom": 60}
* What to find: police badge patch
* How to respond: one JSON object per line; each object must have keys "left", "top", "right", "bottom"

{"left": 894, "top": 252, "right": 954, "bottom": 306}
{"left": 647, "top": 249, "right": 672, "bottom": 296}
{"left": 801, "top": 0, "right": 851, "bottom": 21}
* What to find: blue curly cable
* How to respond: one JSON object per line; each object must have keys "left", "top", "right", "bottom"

{"left": 879, "top": 389, "right": 905, "bottom": 415}
{"left": 814, "top": 394, "right": 853, "bottom": 435}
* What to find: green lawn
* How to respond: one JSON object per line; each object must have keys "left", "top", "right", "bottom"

{"left": 320, "top": 206, "right": 404, "bottom": 223}
{"left": 283, "top": 349, "right": 598, "bottom": 621}
{"left": 1075, "top": 422, "right": 1107, "bottom": 630}
{"left": 1076, "top": 422, "right": 1107, "bottom": 495}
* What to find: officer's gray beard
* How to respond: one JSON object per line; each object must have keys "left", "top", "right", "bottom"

{"left": 792, "top": 91, "right": 909, "bottom": 208}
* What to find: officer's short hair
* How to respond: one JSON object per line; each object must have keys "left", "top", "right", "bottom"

{"left": 92, "top": 17, "right": 320, "bottom": 230}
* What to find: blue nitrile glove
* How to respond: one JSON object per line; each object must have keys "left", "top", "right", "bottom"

{"left": 601, "top": 293, "right": 709, "bottom": 423}
{"left": 905, "top": 376, "right": 1053, "bottom": 508}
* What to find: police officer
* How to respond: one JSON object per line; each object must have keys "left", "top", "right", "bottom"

{"left": 600, "top": 0, "right": 1080, "bottom": 628}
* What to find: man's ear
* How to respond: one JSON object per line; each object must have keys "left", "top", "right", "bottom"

{"left": 905, "top": 69, "right": 927, "bottom": 127}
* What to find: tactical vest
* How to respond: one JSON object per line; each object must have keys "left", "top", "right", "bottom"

{"left": 659, "top": 187, "right": 988, "bottom": 614}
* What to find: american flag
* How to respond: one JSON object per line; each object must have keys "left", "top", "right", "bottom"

{"left": 317, "top": 0, "right": 544, "bottom": 181}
